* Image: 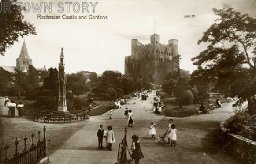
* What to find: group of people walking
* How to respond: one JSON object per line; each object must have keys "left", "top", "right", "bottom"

{"left": 124, "top": 108, "right": 134, "bottom": 127}
{"left": 95, "top": 90, "right": 177, "bottom": 164}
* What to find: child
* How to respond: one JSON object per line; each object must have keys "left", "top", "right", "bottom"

{"left": 131, "top": 134, "right": 144, "bottom": 164}
{"left": 109, "top": 109, "right": 113, "bottom": 119}
{"left": 148, "top": 122, "right": 156, "bottom": 139}
{"left": 106, "top": 126, "right": 115, "bottom": 151}
{"left": 168, "top": 124, "right": 177, "bottom": 147}
{"left": 167, "top": 119, "right": 174, "bottom": 144}
{"left": 97, "top": 125, "right": 104, "bottom": 149}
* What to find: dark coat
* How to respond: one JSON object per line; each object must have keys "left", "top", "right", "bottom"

{"left": 97, "top": 129, "right": 104, "bottom": 138}
{"left": 132, "top": 141, "right": 144, "bottom": 160}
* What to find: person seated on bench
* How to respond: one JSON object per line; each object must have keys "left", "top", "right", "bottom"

{"left": 199, "top": 103, "right": 208, "bottom": 114}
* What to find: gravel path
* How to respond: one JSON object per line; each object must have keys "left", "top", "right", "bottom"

{"left": 48, "top": 93, "right": 239, "bottom": 164}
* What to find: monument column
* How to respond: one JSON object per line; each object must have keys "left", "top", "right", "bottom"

{"left": 58, "top": 48, "right": 68, "bottom": 112}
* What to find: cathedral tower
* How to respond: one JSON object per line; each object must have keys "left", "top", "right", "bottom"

{"left": 58, "top": 48, "right": 68, "bottom": 112}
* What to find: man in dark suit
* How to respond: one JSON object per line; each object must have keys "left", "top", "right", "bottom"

{"left": 97, "top": 124, "right": 104, "bottom": 149}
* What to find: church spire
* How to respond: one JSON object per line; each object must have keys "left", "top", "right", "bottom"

{"left": 19, "top": 41, "right": 30, "bottom": 59}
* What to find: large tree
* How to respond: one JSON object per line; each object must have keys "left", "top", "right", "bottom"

{"left": 66, "top": 72, "right": 88, "bottom": 95}
{"left": 0, "top": 0, "right": 36, "bottom": 55}
{"left": 192, "top": 7, "right": 256, "bottom": 114}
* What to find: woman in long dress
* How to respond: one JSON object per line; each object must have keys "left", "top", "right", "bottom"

{"left": 148, "top": 122, "right": 156, "bottom": 139}
{"left": 127, "top": 110, "right": 134, "bottom": 127}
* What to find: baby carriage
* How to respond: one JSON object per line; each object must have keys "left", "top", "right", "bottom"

{"left": 158, "top": 129, "right": 169, "bottom": 144}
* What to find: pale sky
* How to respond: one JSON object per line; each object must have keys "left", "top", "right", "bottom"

{"left": 0, "top": 0, "right": 255, "bottom": 74}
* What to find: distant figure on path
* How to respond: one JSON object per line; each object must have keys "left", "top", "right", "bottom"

{"left": 106, "top": 126, "right": 115, "bottom": 151}
{"left": 97, "top": 124, "right": 104, "bottom": 149}
{"left": 148, "top": 122, "right": 156, "bottom": 139}
{"left": 199, "top": 103, "right": 208, "bottom": 114}
{"left": 131, "top": 134, "right": 144, "bottom": 164}
{"left": 168, "top": 124, "right": 177, "bottom": 147}
{"left": 127, "top": 110, "right": 134, "bottom": 127}
{"left": 216, "top": 99, "right": 222, "bottom": 108}
{"left": 124, "top": 107, "right": 128, "bottom": 118}
{"left": 109, "top": 109, "right": 113, "bottom": 119}
{"left": 4, "top": 96, "right": 9, "bottom": 106}
{"left": 17, "top": 102, "right": 24, "bottom": 117}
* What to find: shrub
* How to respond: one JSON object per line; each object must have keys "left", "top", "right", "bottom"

{"left": 36, "top": 95, "right": 57, "bottom": 110}
{"left": 181, "top": 90, "right": 194, "bottom": 105}
{"left": 224, "top": 110, "right": 250, "bottom": 133}
{"left": 72, "top": 97, "right": 89, "bottom": 110}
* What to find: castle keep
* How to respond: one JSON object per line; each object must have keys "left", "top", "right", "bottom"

{"left": 125, "top": 34, "right": 180, "bottom": 84}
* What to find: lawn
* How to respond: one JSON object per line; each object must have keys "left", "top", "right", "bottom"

{"left": 162, "top": 97, "right": 200, "bottom": 117}
{"left": 89, "top": 101, "right": 116, "bottom": 116}
{"left": 164, "top": 104, "right": 199, "bottom": 117}
{"left": 0, "top": 100, "right": 117, "bottom": 161}
{"left": 0, "top": 116, "right": 85, "bottom": 161}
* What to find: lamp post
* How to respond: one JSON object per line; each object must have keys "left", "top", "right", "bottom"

{"left": 116, "top": 128, "right": 129, "bottom": 164}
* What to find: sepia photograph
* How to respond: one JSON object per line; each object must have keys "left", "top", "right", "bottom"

{"left": 0, "top": 0, "right": 256, "bottom": 163}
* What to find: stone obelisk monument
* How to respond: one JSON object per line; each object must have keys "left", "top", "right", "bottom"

{"left": 58, "top": 48, "right": 68, "bottom": 112}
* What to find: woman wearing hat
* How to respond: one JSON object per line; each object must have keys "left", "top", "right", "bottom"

{"left": 131, "top": 135, "right": 144, "bottom": 164}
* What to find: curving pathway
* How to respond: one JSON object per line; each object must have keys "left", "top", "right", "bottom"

{"left": 49, "top": 93, "right": 239, "bottom": 164}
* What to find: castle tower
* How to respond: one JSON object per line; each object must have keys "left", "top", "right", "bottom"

{"left": 168, "top": 39, "right": 178, "bottom": 55}
{"left": 150, "top": 34, "right": 160, "bottom": 45}
{"left": 16, "top": 41, "right": 32, "bottom": 72}
{"left": 58, "top": 48, "right": 68, "bottom": 112}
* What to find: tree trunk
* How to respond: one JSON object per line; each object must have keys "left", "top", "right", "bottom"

{"left": 247, "top": 96, "right": 256, "bottom": 115}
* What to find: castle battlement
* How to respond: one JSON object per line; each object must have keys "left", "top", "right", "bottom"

{"left": 125, "top": 34, "right": 180, "bottom": 85}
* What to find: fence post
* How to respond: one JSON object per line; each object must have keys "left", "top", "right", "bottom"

{"left": 14, "top": 137, "right": 19, "bottom": 156}
{"left": 3, "top": 144, "right": 9, "bottom": 162}
{"left": 37, "top": 131, "right": 41, "bottom": 143}
{"left": 43, "top": 126, "right": 47, "bottom": 157}
{"left": 43, "top": 126, "right": 46, "bottom": 140}
{"left": 31, "top": 133, "right": 35, "bottom": 146}
{"left": 23, "top": 136, "right": 27, "bottom": 152}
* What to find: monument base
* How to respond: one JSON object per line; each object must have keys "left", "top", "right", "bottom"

{"left": 58, "top": 106, "right": 68, "bottom": 112}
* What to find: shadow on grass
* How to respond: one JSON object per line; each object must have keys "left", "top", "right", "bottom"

{"left": 201, "top": 128, "right": 242, "bottom": 164}
{"left": 201, "top": 128, "right": 221, "bottom": 154}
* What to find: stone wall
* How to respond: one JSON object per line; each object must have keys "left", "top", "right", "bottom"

{"left": 219, "top": 122, "right": 256, "bottom": 164}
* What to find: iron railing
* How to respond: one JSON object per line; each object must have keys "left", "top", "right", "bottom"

{"left": 1, "top": 126, "right": 47, "bottom": 164}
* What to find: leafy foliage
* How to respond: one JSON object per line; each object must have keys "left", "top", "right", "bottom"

{"left": 191, "top": 7, "right": 256, "bottom": 114}
{"left": 66, "top": 72, "right": 88, "bottom": 95}
{"left": 0, "top": 0, "right": 36, "bottom": 55}
{"left": 162, "top": 71, "right": 191, "bottom": 98}
{"left": 92, "top": 70, "right": 152, "bottom": 100}
{"left": 181, "top": 90, "right": 194, "bottom": 105}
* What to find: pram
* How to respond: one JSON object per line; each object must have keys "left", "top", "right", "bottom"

{"left": 158, "top": 129, "right": 170, "bottom": 144}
